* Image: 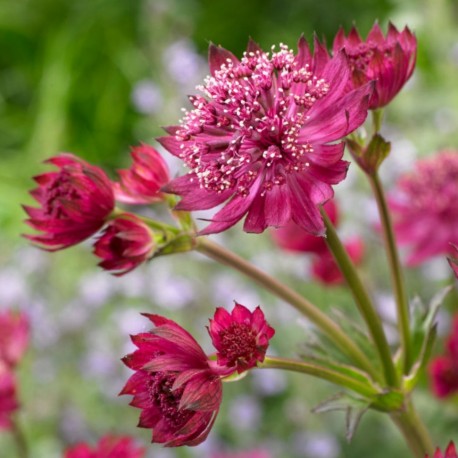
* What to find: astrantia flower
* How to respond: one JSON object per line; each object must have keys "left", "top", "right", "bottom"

{"left": 24, "top": 154, "right": 115, "bottom": 251}
{"left": 0, "top": 367, "right": 18, "bottom": 430}
{"left": 159, "top": 37, "right": 372, "bottom": 236}
{"left": 208, "top": 303, "right": 275, "bottom": 373}
{"left": 114, "top": 144, "right": 170, "bottom": 205}
{"left": 270, "top": 199, "right": 338, "bottom": 253}
{"left": 333, "top": 22, "right": 416, "bottom": 109}
{"left": 311, "top": 237, "right": 364, "bottom": 285}
{"left": 389, "top": 151, "right": 458, "bottom": 265}
{"left": 425, "top": 442, "right": 458, "bottom": 458}
{"left": 0, "top": 309, "right": 29, "bottom": 368}
{"left": 428, "top": 356, "right": 458, "bottom": 398}
{"left": 93, "top": 215, "right": 155, "bottom": 276}
{"left": 120, "top": 314, "right": 224, "bottom": 447}
{"left": 64, "top": 435, "right": 145, "bottom": 458}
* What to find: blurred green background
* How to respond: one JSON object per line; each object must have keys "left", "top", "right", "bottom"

{"left": 1, "top": 0, "right": 458, "bottom": 457}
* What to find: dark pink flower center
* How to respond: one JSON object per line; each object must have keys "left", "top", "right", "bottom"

{"left": 346, "top": 43, "right": 394, "bottom": 74}
{"left": 148, "top": 372, "right": 192, "bottom": 429}
{"left": 176, "top": 45, "right": 330, "bottom": 197}
{"left": 218, "top": 323, "right": 258, "bottom": 367}
{"left": 44, "top": 173, "right": 81, "bottom": 219}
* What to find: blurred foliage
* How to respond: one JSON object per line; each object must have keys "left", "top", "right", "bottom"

{"left": 1, "top": 0, "right": 458, "bottom": 457}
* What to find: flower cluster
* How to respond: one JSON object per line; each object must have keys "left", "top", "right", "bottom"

{"left": 120, "top": 303, "right": 274, "bottom": 446}
{"left": 0, "top": 309, "right": 29, "bottom": 430}
{"left": 24, "top": 145, "right": 170, "bottom": 275}
{"left": 429, "top": 316, "right": 458, "bottom": 398}
{"left": 389, "top": 151, "right": 458, "bottom": 266}
{"left": 271, "top": 200, "right": 364, "bottom": 285}
{"left": 64, "top": 435, "right": 145, "bottom": 458}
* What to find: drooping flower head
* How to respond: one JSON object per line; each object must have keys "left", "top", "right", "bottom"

{"left": 208, "top": 303, "right": 275, "bottom": 373}
{"left": 114, "top": 144, "right": 170, "bottom": 205}
{"left": 425, "top": 442, "right": 458, "bottom": 458}
{"left": 0, "top": 309, "right": 29, "bottom": 368}
{"left": 24, "top": 154, "right": 115, "bottom": 251}
{"left": 159, "top": 37, "right": 372, "bottom": 236}
{"left": 389, "top": 151, "right": 458, "bottom": 265}
{"left": 120, "top": 314, "right": 224, "bottom": 447}
{"left": 333, "top": 22, "right": 416, "bottom": 109}
{"left": 93, "top": 214, "right": 155, "bottom": 276}
{"left": 64, "top": 435, "right": 145, "bottom": 458}
{"left": 0, "top": 366, "right": 18, "bottom": 430}
{"left": 270, "top": 199, "right": 339, "bottom": 253}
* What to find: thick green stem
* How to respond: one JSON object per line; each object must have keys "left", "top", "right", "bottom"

{"left": 10, "top": 418, "right": 28, "bottom": 458}
{"left": 390, "top": 399, "right": 434, "bottom": 458}
{"left": 369, "top": 173, "right": 412, "bottom": 373}
{"left": 321, "top": 210, "right": 398, "bottom": 387}
{"left": 196, "top": 237, "right": 381, "bottom": 382}
{"left": 261, "top": 356, "right": 379, "bottom": 398}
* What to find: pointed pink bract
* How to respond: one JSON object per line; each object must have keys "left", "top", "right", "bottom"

{"left": 64, "top": 435, "right": 145, "bottom": 458}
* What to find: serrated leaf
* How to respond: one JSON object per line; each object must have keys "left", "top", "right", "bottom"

{"left": 312, "top": 392, "right": 370, "bottom": 442}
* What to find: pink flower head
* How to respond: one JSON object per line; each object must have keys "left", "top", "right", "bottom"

{"left": 24, "top": 154, "right": 115, "bottom": 251}
{"left": 120, "top": 314, "right": 223, "bottom": 447}
{"left": 159, "top": 37, "right": 372, "bottom": 236}
{"left": 428, "top": 356, "right": 458, "bottom": 398}
{"left": 0, "top": 309, "right": 29, "bottom": 368}
{"left": 0, "top": 366, "right": 18, "bottom": 430}
{"left": 311, "top": 236, "right": 364, "bottom": 285}
{"left": 426, "top": 442, "right": 458, "bottom": 458}
{"left": 333, "top": 22, "right": 416, "bottom": 109}
{"left": 114, "top": 144, "right": 170, "bottom": 205}
{"left": 208, "top": 303, "right": 275, "bottom": 373}
{"left": 64, "top": 435, "right": 145, "bottom": 458}
{"left": 93, "top": 214, "right": 155, "bottom": 276}
{"left": 448, "top": 244, "right": 458, "bottom": 279}
{"left": 389, "top": 151, "right": 458, "bottom": 265}
{"left": 270, "top": 199, "right": 339, "bottom": 253}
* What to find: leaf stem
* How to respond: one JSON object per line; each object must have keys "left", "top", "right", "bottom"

{"left": 196, "top": 237, "right": 381, "bottom": 383}
{"left": 369, "top": 172, "right": 412, "bottom": 373}
{"left": 321, "top": 210, "right": 399, "bottom": 387}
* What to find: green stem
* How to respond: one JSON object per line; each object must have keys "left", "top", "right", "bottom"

{"left": 369, "top": 173, "right": 412, "bottom": 373}
{"left": 261, "top": 356, "right": 379, "bottom": 398}
{"left": 390, "top": 399, "right": 434, "bottom": 458}
{"left": 321, "top": 210, "right": 398, "bottom": 387}
{"left": 372, "top": 109, "right": 384, "bottom": 133}
{"left": 196, "top": 237, "right": 381, "bottom": 383}
{"left": 10, "top": 418, "right": 28, "bottom": 458}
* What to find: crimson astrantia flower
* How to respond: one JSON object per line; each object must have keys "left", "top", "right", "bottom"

{"left": 270, "top": 199, "right": 338, "bottom": 253}
{"left": 0, "top": 310, "right": 29, "bottom": 368}
{"left": 311, "top": 237, "right": 364, "bottom": 285}
{"left": 93, "top": 215, "right": 155, "bottom": 276}
{"left": 333, "top": 22, "right": 416, "bottom": 109}
{"left": 64, "top": 435, "right": 145, "bottom": 458}
{"left": 208, "top": 303, "right": 275, "bottom": 373}
{"left": 425, "top": 442, "right": 458, "bottom": 458}
{"left": 0, "top": 366, "right": 18, "bottom": 430}
{"left": 114, "top": 144, "right": 170, "bottom": 205}
{"left": 24, "top": 154, "right": 115, "bottom": 251}
{"left": 389, "top": 151, "right": 458, "bottom": 265}
{"left": 159, "top": 37, "right": 372, "bottom": 236}
{"left": 120, "top": 314, "right": 224, "bottom": 447}
{"left": 428, "top": 356, "right": 458, "bottom": 398}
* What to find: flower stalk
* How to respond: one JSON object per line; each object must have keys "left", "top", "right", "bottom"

{"left": 321, "top": 210, "right": 399, "bottom": 387}
{"left": 196, "top": 237, "right": 381, "bottom": 382}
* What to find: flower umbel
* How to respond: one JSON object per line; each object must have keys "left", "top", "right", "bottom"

{"left": 64, "top": 435, "right": 145, "bottom": 458}
{"left": 120, "top": 314, "right": 223, "bottom": 447}
{"left": 208, "top": 303, "right": 275, "bottom": 373}
{"left": 425, "top": 442, "right": 458, "bottom": 458}
{"left": 333, "top": 22, "right": 416, "bottom": 109}
{"left": 389, "top": 151, "right": 458, "bottom": 265}
{"left": 93, "top": 214, "right": 156, "bottom": 275}
{"left": 114, "top": 144, "right": 170, "bottom": 205}
{"left": 23, "top": 154, "right": 115, "bottom": 251}
{"left": 159, "top": 37, "right": 372, "bottom": 235}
